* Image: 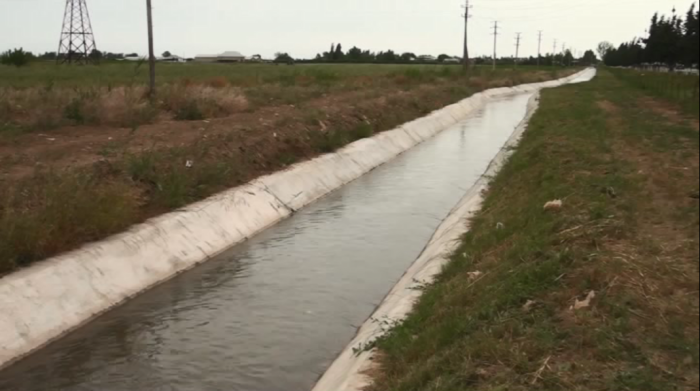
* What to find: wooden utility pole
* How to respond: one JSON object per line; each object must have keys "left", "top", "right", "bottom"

{"left": 492, "top": 21, "right": 499, "bottom": 70}
{"left": 462, "top": 0, "right": 472, "bottom": 70}
{"left": 515, "top": 33, "right": 522, "bottom": 67}
{"left": 146, "top": 0, "right": 156, "bottom": 96}
{"left": 538, "top": 31, "right": 543, "bottom": 67}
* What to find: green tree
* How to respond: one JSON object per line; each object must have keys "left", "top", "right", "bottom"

{"left": 597, "top": 41, "right": 614, "bottom": 61}
{"left": 563, "top": 50, "right": 575, "bottom": 66}
{"left": 334, "top": 43, "right": 344, "bottom": 60}
{"left": 162, "top": 51, "right": 172, "bottom": 58}
{"left": 582, "top": 50, "right": 598, "bottom": 65}
{"left": 437, "top": 54, "right": 451, "bottom": 62}
{"left": 376, "top": 50, "right": 398, "bottom": 62}
{"left": 400, "top": 52, "right": 416, "bottom": 62}
{"left": 89, "top": 49, "right": 103, "bottom": 60}
{"left": 346, "top": 46, "right": 363, "bottom": 61}
{"left": 274, "top": 52, "right": 295, "bottom": 64}
{"left": 683, "top": 3, "right": 699, "bottom": 67}
{"left": 0, "top": 48, "right": 31, "bottom": 67}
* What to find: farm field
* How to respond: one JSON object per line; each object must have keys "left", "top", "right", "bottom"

{"left": 0, "top": 62, "right": 577, "bottom": 274}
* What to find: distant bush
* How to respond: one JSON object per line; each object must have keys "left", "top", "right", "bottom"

{"left": 1, "top": 48, "right": 32, "bottom": 67}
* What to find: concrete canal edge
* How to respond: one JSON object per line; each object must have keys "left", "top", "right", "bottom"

{"left": 0, "top": 70, "right": 591, "bottom": 371}
{"left": 312, "top": 69, "right": 597, "bottom": 391}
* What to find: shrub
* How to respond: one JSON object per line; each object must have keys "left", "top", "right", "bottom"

{"left": 349, "top": 123, "right": 374, "bottom": 141}
{"left": 0, "top": 172, "right": 138, "bottom": 273}
{"left": 1, "top": 48, "right": 31, "bottom": 68}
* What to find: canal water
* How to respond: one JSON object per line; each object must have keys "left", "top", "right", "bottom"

{"left": 0, "top": 73, "right": 593, "bottom": 391}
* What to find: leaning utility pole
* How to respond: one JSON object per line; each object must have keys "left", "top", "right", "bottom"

{"left": 515, "top": 33, "right": 522, "bottom": 67}
{"left": 146, "top": 0, "right": 156, "bottom": 96}
{"left": 58, "top": 0, "right": 97, "bottom": 64}
{"left": 492, "top": 21, "right": 499, "bottom": 70}
{"left": 462, "top": 0, "right": 472, "bottom": 70}
{"left": 538, "top": 31, "right": 543, "bottom": 67}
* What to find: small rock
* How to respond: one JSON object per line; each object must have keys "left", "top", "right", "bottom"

{"left": 544, "top": 200, "right": 563, "bottom": 211}
{"left": 571, "top": 291, "right": 596, "bottom": 311}
{"left": 467, "top": 271, "right": 483, "bottom": 281}
{"left": 185, "top": 160, "right": 194, "bottom": 168}
{"left": 602, "top": 187, "right": 617, "bottom": 198}
{"left": 496, "top": 222, "right": 505, "bottom": 230}
{"left": 523, "top": 300, "right": 537, "bottom": 312}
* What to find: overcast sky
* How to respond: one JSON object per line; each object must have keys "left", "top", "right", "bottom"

{"left": 0, "top": 0, "right": 694, "bottom": 59}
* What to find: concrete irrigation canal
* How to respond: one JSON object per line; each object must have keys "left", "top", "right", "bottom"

{"left": 0, "top": 70, "right": 595, "bottom": 391}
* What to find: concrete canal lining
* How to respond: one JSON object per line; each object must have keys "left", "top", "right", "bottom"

{"left": 0, "top": 69, "right": 593, "bottom": 380}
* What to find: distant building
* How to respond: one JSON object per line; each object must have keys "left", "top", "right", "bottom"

{"left": 195, "top": 51, "right": 246, "bottom": 63}
{"left": 418, "top": 55, "right": 437, "bottom": 62}
{"left": 218, "top": 51, "right": 245, "bottom": 62}
{"left": 194, "top": 54, "right": 220, "bottom": 62}
{"left": 158, "top": 55, "right": 186, "bottom": 63}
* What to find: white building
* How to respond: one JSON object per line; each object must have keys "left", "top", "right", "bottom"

{"left": 195, "top": 51, "right": 246, "bottom": 63}
{"left": 218, "top": 51, "right": 245, "bottom": 62}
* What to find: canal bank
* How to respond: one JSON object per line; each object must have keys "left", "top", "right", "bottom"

{"left": 0, "top": 70, "right": 593, "bottom": 390}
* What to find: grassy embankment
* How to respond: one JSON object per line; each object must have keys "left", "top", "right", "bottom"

{"left": 369, "top": 69, "right": 699, "bottom": 391}
{"left": 0, "top": 62, "right": 576, "bottom": 274}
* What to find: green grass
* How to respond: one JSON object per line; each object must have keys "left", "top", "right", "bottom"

{"left": 609, "top": 68, "right": 700, "bottom": 116}
{"left": 369, "top": 70, "right": 700, "bottom": 391}
{"left": 0, "top": 65, "right": 578, "bottom": 275}
{"left": 0, "top": 62, "right": 571, "bottom": 134}
{"left": 0, "top": 61, "right": 479, "bottom": 88}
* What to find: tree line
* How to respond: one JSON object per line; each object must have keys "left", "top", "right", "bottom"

{"left": 0, "top": 48, "right": 145, "bottom": 67}
{"left": 311, "top": 44, "right": 457, "bottom": 63}
{"left": 600, "top": 4, "right": 699, "bottom": 69}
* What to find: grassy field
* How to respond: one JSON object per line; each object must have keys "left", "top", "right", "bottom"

{"left": 368, "top": 69, "right": 699, "bottom": 391}
{"left": 0, "top": 62, "right": 564, "bottom": 132}
{"left": 0, "top": 61, "right": 560, "bottom": 88}
{"left": 609, "top": 68, "right": 700, "bottom": 116}
{"left": 0, "top": 62, "right": 577, "bottom": 274}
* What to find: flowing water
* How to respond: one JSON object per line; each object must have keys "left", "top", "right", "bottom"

{"left": 0, "top": 72, "right": 594, "bottom": 391}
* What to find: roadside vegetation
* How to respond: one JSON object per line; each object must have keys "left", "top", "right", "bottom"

{"left": 0, "top": 63, "right": 577, "bottom": 274}
{"left": 610, "top": 68, "right": 699, "bottom": 116}
{"left": 368, "top": 69, "right": 699, "bottom": 391}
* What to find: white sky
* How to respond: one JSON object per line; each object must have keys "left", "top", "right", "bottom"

{"left": 0, "top": 0, "right": 694, "bottom": 59}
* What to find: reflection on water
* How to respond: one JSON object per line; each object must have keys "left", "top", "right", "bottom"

{"left": 2, "top": 92, "right": 541, "bottom": 391}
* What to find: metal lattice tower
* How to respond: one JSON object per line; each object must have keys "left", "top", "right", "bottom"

{"left": 57, "top": 0, "right": 97, "bottom": 64}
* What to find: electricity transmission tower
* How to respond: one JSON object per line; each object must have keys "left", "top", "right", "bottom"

{"left": 58, "top": 0, "right": 97, "bottom": 64}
